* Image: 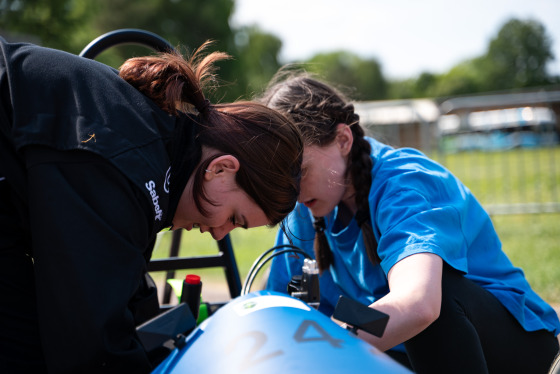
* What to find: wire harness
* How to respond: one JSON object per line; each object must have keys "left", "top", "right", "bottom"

{"left": 241, "top": 244, "right": 312, "bottom": 296}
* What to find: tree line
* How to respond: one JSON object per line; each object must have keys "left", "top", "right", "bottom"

{"left": 1, "top": 0, "right": 558, "bottom": 103}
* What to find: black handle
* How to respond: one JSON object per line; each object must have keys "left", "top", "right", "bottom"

{"left": 79, "top": 28, "right": 174, "bottom": 59}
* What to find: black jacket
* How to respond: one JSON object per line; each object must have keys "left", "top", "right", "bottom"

{"left": 0, "top": 38, "right": 198, "bottom": 372}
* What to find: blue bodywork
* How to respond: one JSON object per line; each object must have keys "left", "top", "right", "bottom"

{"left": 153, "top": 291, "right": 411, "bottom": 373}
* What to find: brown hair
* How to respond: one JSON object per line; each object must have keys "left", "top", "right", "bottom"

{"left": 259, "top": 72, "right": 378, "bottom": 271}
{"left": 119, "top": 42, "right": 303, "bottom": 225}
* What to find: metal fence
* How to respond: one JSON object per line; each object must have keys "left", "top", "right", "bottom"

{"left": 355, "top": 94, "right": 560, "bottom": 216}
{"left": 434, "top": 133, "right": 560, "bottom": 216}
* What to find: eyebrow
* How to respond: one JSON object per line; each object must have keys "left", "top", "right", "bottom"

{"left": 240, "top": 214, "right": 248, "bottom": 229}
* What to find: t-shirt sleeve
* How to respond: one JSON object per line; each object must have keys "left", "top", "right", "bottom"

{"left": 373, "top": 167, "right": 469, "bottom": 276}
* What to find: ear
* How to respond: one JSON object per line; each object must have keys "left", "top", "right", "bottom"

{"left": 204, "top": 155, "right": 240, "bottom": 180}
{"left": 335, "top": 123, "right": 353, "bottom": 157}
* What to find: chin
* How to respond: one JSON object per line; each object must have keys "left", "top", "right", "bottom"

{"left": 309, "top": 206, "right": 332, "bottom": 218}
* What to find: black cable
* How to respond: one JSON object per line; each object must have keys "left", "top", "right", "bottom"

{"left": 242, "top": 245, "right": 310, "bottom": 295}
{"left": 243, "top": 248, "right": 310, "bottom": 296}
{"left": 242, "top": 244, "right": 309, "bottom": 293}
{"left": 242, "top": 245, "right": 311, "bottom": 295}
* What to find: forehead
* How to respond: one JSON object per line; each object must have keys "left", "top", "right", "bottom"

{"left": 302, "top": 143, "right": 338, "bottom": 165}
{"left": 302, "top": 144, "right": 322, "bottom": 161}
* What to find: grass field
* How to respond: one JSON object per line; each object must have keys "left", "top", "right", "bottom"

{"left": 432, "top": 146, "right": 560, "bottom": 206}
{"left": 150, "top": 146, "right": 560, "bottom": 305}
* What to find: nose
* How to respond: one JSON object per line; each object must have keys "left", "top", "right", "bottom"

{"left": 210, "top": 221, "right": 235, "bottom": 241}
{"left": 297, "top": 190, "right": 307, "bottom": 203}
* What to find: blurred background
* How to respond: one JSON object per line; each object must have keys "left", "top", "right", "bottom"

{"left": 2, "top": 0, "right": 558, "bottom": 306}
{"left": 2, "top": 0, "right": 559, "bottom": 102}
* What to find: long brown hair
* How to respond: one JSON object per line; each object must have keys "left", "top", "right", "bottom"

{"left": 259, "top": 72, "right": 378, "bottom": 271}
{"left": 119, "top": 42, "right": 303, "bottom": 225}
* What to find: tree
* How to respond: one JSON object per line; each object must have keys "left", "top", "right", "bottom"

{"left": 0, "top": 0, "right": 286, "bottom": 101}
{"left": 481, "top": 18, "right": 555, "bottom": 90}
{"left": 387, "top": 78, "right": 416, "bottom": 100}
{"left": 389, "top": 71, "right": 442, "bottom": 100}
{"left": 0, "top": 0, "right": 99, "bottom": 52}
{"left": 91, "top": 0, "right": 234, "bottom": 54}
{"left": 431, "top": 59, "right": 484, "bottom": 97}
{"left": 89, "top": 0, "right": 240, "bottom": 100}
{"left": 230, "top": 26, "right": 283, "bottom": 99}
{"left": 91, "top": 0, "right": 284, "bottom": 102}
{"left": 307, "top": 51, "right": 387, "bottom": 100}
{"left": 414, "top": 72, "right": 438, "bottom": 98}
{"left": 387, "top": 17, "right": 557, "bottom": 99}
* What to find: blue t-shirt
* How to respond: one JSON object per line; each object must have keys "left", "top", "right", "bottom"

{"left": 267, "top": 137, "right": 560, "bottom": 340}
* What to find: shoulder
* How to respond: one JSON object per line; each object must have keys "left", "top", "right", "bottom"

{"left": 284, "top": 204, "right": 313, "bottom": 229}
{"left": 281, "top": 204, "right": 317, "bottom": 242}
{"left": 3, "top": 39, "right": 117, "bottom": 81}
{"left": 366, "top": 141, "right": 475, "bottom": 212}
{"left": 367, "top": 139, "right": 456, "bottom": 190}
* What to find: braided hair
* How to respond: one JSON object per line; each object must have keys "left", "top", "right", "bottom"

{"left": 260, "top": 73, "right": 379, "bottom": 272}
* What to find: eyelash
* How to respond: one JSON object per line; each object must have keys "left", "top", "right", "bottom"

{"left": 230, "top": 215, "right": 237, "bottom": 226}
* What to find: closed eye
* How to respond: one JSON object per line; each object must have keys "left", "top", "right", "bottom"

{"left": 230, "top": 214, "right": 248, "bottom": 229}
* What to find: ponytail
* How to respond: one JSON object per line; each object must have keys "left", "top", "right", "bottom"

{"left": 119, "top": 42, "right": 303, "bottom": 226}
{"left": 118, "top": 40, "right": 229, "bottom": 116}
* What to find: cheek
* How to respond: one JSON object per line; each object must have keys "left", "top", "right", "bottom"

{"left": 300, "top": 169, "right": 323, "bottom": 195}
{"left": 197, "top": 203, "right": 225, "bottom": 226}
{"left": 299, "top": 171, "right": 312, "bottom": 187}
{"left": 328, "top": 160, "right": 349, "bottom": 185}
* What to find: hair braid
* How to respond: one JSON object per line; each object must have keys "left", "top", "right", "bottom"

{"left": 260, "top": 73, "right": 380, "bottom": 271}
{"left": 312, "top": 217, "right": 333, "bottom": 271}
{"left": 346, "top": 106, "right": 380, "bottom": 265}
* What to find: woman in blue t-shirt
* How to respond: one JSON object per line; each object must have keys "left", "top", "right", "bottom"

{"left": 259, "top": 74, "right": 560, "bottom": 373}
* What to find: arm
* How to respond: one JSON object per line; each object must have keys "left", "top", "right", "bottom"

{"left": 354, "top": 252, "right": 443, "bottom": 351}
{"left": 26, "top": 147, "right": 156, "bottom": 373}
{"left": 356, "top": 167, "right": 467, "bottom": 350}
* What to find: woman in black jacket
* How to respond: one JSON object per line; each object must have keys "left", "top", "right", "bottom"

{"left": 0, "top": 39, "right": 302, "bottom": 373}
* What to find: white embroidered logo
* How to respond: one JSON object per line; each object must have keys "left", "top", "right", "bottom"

{"left": 145, "top": 180, "right": 163, "bottom": 221}
{"left": 163, "top": 167, "right": 171, "bottom": 193}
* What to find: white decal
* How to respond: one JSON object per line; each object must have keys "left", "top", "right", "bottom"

{"left": 163, "top": 167, "right": 171, "bottom": 193}
{"left": 233, "top": 295, "right": 310, "bottom": 317}
{"left": 145, "top": 180, "right": 163, "bottom": 221}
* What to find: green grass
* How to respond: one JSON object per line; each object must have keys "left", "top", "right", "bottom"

{"left": 150, "top": 226, "right": 278, "bottom": 296}
{"left": 431, "top": 147, "right": 560, "bottom": 205}
{"left": 492, "top": 214, "right": 560, "bottom": 303}
{"left": 150, "top": 146, "right": 560, "bottom": 305}
{"left": 434, "top": 147, "right": 560, "bottom": 304}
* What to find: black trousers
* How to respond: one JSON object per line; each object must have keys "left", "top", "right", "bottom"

{"left": 403, "top": 264, "right": 559, "bottom": 373}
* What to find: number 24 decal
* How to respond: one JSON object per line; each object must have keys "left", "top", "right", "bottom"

{"left": 224, "top": 319, "right": 344, "bottom": 371}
